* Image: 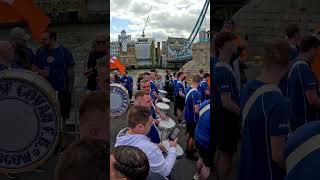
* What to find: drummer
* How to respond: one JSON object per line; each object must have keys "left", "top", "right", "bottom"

{"left": 135, "top": 91, "right": 167, "bottom": 150}
{"left": 140, "top": 79, "right": 168, "bottom": 120}
{"left": 199, "top": 72, "right": 210, "bottom": 102}
{"left": 184, "top": 74, "right": 202, "bottom": 160}
{"left": 175, "top": 71, "right": 187, "bottom": 126}
{"left": 150, "top": 71, "right": 163, "bottom": 102}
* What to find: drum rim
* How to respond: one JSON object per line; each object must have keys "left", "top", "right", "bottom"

{"left": 159, "top": 118, "right": 175, "bottom": 128}
{"left": 0, "top": 75, "right": 61, "bottom": 173}
{"left": 110, "top": 83, "right": 129, "bottom": 117}
{"left": 156, "top": 102, "right": 170, "bottom": 109}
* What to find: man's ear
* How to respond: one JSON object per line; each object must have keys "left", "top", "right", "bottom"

{"left": 89, "top": 128, "right": 99, "bottom": 137}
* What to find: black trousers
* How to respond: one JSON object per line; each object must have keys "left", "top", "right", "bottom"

{"left": 58, "top": 91, "right": 72, "bottom": 121}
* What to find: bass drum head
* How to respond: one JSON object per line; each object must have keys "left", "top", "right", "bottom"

{"left": 110, "top": 83, "right": 129, "bottom": 117}
{"left": 0, "top": 70, "right": 61, "bottom": 173}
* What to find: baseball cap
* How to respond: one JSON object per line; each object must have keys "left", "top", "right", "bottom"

{"left": 10, "top": 27, "right": 31, "bottom": 41}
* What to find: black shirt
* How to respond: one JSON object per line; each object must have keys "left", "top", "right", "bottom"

{"left": 86, "top": 51, "right": 106, "bottom": 91}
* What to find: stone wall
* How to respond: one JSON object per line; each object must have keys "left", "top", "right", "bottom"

{"left": 233, "top": 0, "right": 320, "bottom": 60}
{"left": 182, "top": 42, "right": 210, "bottom": 78}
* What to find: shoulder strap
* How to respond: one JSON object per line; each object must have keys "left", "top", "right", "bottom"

{"left": 199, "top": 103, "right": 210, "bottom": 117}
{"left": 242, "top": 84, "right": 282, "bottom": 128}
{"left": 185, "top": 88, "right": 198, "bottom": 103}
{"left": 215, "top": 62, "right": 236, "bottom": 80}
{"left": 288, "top": 60, "right": 308, "bottom": 79}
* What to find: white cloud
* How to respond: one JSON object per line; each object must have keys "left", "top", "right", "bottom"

{"left": 110, "top": 0, "right": 210, "bottom": 42}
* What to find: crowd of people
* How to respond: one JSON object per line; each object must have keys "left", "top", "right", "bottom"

{"left": 109, "top": 62, "right": 211, "bottom": 180}
{"left": 109, "top": 20, "right": 320, "bottom": 180}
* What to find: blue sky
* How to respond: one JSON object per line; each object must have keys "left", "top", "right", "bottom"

{"left": 110, "top": 0, "right": 210, "bottom": 42}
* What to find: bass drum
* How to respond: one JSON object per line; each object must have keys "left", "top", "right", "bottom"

{"left": 110, "top": 83, "right": 129, "bottom": 117}
{"left": 0, "top": 69, "right": 61, "bottom": 173}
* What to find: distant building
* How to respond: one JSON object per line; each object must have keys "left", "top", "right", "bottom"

{"left": 135, "top": 37, "right": 155, "bottom": 66}
{"left": 118, "top": 30, "right": 132, "bottom": 52}
{"left": 110, "top": 42, "right": 120, "bottom": 57}
{"left": 120, "top": 44, "right": 137, "bottom": 68}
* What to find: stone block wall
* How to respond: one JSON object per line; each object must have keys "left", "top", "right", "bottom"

{"left": 182, "top": 42, "right": 210, "bottom": 78}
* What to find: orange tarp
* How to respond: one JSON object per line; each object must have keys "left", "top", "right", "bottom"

{"left": 110, "top": 57, "right": 126, "bottom": 75}
{"left": 0, "top": 0, "right": 50, "bottom": 41}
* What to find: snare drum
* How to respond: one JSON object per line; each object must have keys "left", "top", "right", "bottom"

{"left": 161, "top": 97, "right": 170, "bottom": 104}
{"left": 156, "top": 102, "right": 170, "bottom": 114}
{"left": 158, "top": 118, "right": 176, "bottom": 140}
{"left": 110, "top": 83, "right": 129, "bottom": 117}
{"left": 0, "top": 69, "right": 61, "bottom": 173}
{"left": 158, "top": 89, "right": 167, "bottom": 97}
{"left": 161, "top": 140, "right": 184, "bottom": 158}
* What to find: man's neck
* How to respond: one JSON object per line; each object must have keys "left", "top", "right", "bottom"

{"left": 49, "top": 42, "right": 59, "bottom": 49}
{"left": 191, "top": 84, "right": 197, "bottom": 89}
{"left": 257, "top": 68, "right": 282, "bottom": 85}
{"left": 219, "top": 51, "right": 232, "bottom": 64}
{"left": 288, "top": 39, "right": 297, "bottom": 48}
{"left": 298, "top": 53, "right": 311, "bottom": 63}
{"left": 127, "top": 128, "right": 142, "bottom": 135}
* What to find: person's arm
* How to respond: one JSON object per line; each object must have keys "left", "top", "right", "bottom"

{"left": 68, "top": 64, "right": 75, "bottom": 92}
{"left": 194, "top": 93, "right": 201, "bottom": 114}
{"left": 221, "top": 92, "right": 240, "bottom": 115}
{"left": 271, "top": 136, "right": 287, "bottom": 170}
{"left": 305, "top": 90, "right": 320, "bottom": 109}
{"left": 205, "top": 89, "right": 210, "bottom": 96}
{"left": 149, "top": 139, "right": 177, "bottom": 177}
{"left": 65, "top": 48, "right": 75, "bottom": 92}
{"left": 302, "top": 68, "right": 320, "bottom": 109}
{"left": 269, "top": 101, "right": 291, "bottom": 170}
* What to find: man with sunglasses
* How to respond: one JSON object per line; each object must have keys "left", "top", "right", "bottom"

{"left": 84, "top": 33, "right": 107, "bottom": 92}
{"left": 9, "top": 27, "right": 37, "bottom": 71}
{"left": 115, "top": 106, "right": 178, "bottom": 178}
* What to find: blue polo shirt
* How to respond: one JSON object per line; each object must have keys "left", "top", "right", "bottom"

{"left": 284, "top": 121, "right": 320, "bottom": 180}
{"left": 238, "top": 80, "right": 290, "bottom": 180}
{"left": 289, "top": 47, "right": 299, "bottom": 62}
{"left": 195, "top": 100, "right": 211, "bottom": 149}
{"left": 150, "top": 80, "right": 159, "bottom": 101}
{"left": 175, "top": 81, "right": 185, "bottom": 97}
{"left": 120, "top": 75, "right": 133, "bottom": 91}
{"left": 212, "top": 62, "right": 240, "bottom": 108}
{"left": 173, "top": 79, "right": 178, "bottom": 87}
{"left": 148, "top": 106, "right": 160, "bottom": 144}
{"left": 199, "top": 80, "right": 209, "bottom": 102}
{"left": 288, "top": 60, "right": 319, "bottom": 131}
{"left": 35, "top": 46, "right": 74, "bottom": 92}
{"left": 184, "top": 88, "right": 201, "bottom": 123}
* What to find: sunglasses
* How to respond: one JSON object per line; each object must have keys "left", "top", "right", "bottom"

{"left": 142, "top": 85, "right": 150, "bottom": 88}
